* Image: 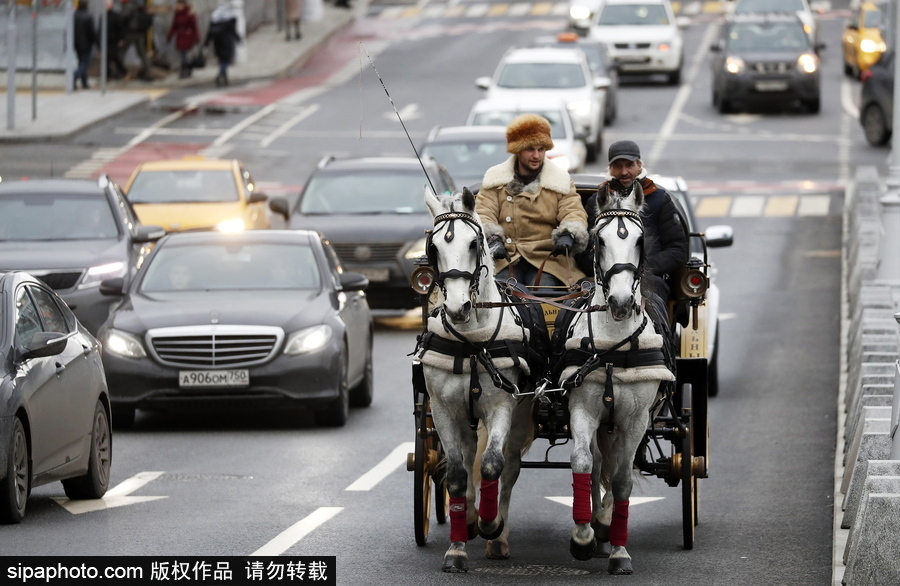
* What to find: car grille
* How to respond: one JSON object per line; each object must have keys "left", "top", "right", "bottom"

{"left": 614, "top": 43, "right": 651, "bottom": 49}
{"left": 749, "top": 62, "right": 793, "bottom": 74}
{"left": 147, "top": 325, "right": 283, "bottom": 368}
{"left": 332, "top": 242, "right": 405, "bottom": 264}
{"left": 32, "top": 270, "right": 83, "bottom": 291}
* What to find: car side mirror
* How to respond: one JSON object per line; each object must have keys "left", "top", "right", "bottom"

{"left": 339, "top": 271, "right": 369, "bottom": 292}
{"left": 475, "top": 76, "right": 491, "bottom": 91}
{"left": 18, "top": 332, "right": 68, "bottom": 361}
{"left": 704, "top": 225, "right": 734, "bottom": 248}
{"left": 248, "top": 191, "right": 268, "bottom": 204}
{"left": 134, "top": 224, "right": 166, "bottom": 243}
{"left": 815, "top": 42, "right": 826, "bottom": 54}
{"left": 676, "top": 16, "right": 691, "bottom": 28}
{"left": 100, "top": 277, "right": 126, "bottom": 296}
{"left": 709, "top": 41, "right": 722, "bottom": 53}
{"left": 268, "top": 196, "right": 291, "bottom": 222}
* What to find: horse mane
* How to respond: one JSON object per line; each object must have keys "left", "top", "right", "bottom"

{"left": 588, "top": 180, "right": 644, "bottom": 236}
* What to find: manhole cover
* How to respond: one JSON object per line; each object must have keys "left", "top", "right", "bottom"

{"left": 472, "top": 565, "right": 591, "bottom": 576}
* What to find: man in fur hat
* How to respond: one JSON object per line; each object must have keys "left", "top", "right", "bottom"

{"left": 475, "top": 114, "right": 589, "bottom": 289}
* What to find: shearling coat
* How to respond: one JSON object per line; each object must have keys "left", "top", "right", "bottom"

{"left": 476, "top": 156, "right": 589, "bottom": 284}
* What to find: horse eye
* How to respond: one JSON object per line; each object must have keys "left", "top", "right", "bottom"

{"left": 469, "top": 240, "right": 477, "bottom": 252}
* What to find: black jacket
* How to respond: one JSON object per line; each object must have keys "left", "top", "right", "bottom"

{"left": 73, "top": 9, "right": 96, "bottom": 56}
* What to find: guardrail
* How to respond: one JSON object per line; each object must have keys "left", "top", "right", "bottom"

{"left": 840, "top": 165, "right": 900, "bottom": 585}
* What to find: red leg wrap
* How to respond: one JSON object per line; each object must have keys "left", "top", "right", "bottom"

{"left": 449, "top": 496, "right": 469, "bottom": 543}
{"left": 609, "top": 499, "right": 629, "bottom": 546}
{"left": 478, "top": 479, "right": 499, "bottom": 522}
{"left": 572, "top": 472, "right": 592, "bottom": 525}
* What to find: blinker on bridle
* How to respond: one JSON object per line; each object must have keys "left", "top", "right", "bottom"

{"left": 428, "top": 211, "right": 488, "bottom": 295}
{"left": 594, "top": 208, "right": 644, "bottom": 299}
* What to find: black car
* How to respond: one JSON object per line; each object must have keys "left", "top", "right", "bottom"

{"left": 0, "top": 177, "right": 164, "bottom": 334}
{"left": 271, "top": 156, "right": 457, "bottom": 310}
{"left": 860, "top": 50, "right": 894, "bottom": 147}
{"left": 97, "top": 230, "right": 373, "bottom": 428}
{"left": 709, "top": 12, "right": 824, "bottom": 114}
{"left": 0, "top": 272, "right": 111, "bottom": 523}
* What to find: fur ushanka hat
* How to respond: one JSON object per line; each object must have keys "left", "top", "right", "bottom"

{"left": 506, "top": 114, "right": 554, "bottom": 154}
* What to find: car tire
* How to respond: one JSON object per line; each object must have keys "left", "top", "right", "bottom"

{"left": 62, "top": 401, "right": 112, "bottom": 499}
{"left": 803, "top": 97, "right": 821, "bottom": 114}
{"left": 862, "top": 104, "right": 892, "bottom": 147}
{"left": 667, "top": 68, "right": 681, "bottom": 86}
{"left": 315, "top": 350, "right": 350, "bottom": 427}
{"left": 112, "top": 406, "right": 136, "bottom": 429}
{"left": 0, "top": 417, "right": 29, "bottom": 524}
{"left": 844, "top": 62, "right": 854, "bottom": 77}
{"left": 714, "top": 91, "right": 732, "bottom": 114}
{"left": 708, "top": 326, "right": 720, "bottom": 398}
{"left": 350, "top": 339, "right": 374, "bottom": 408}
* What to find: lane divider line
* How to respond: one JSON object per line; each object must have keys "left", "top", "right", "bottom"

{"left": 345, "top": 442, "right": 415, "bottom": 491}
{"left": 251, "top": 507, "right": 344, "bottom": 556}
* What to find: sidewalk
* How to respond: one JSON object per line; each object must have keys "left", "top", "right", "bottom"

{"left": 0, "top": 2, "right": 358, "bottom": 143}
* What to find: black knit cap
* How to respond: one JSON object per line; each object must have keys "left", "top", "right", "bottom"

{"left": 607, "top": 140, "right": 641, "bottom": 164}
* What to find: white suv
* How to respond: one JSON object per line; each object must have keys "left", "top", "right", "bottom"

{"left": 588, "top": 0, "right": 684, "bottom": 85}
{"left": 475, "top": 46, "right": 608, "bottom": 162}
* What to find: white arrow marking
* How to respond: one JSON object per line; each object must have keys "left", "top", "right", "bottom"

{"left": 53, "top": 471, "right": 167, "bottom": 514}
{"left": 385, "top": 103, "right": 421, "bottom": 122}
{"left": 718, "top": 313, "right": 737, "bottom": 321}
{"left": 346, "top": 442, "right": 414, "bottom": 491}
{"left": 251, "top": 507, "right": 344, "bottom": 556}
{"left": 546, "top": 496, "right": 665, "bottom": 507}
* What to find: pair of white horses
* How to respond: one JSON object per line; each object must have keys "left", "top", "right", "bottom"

{"left": 419, "top": 185, "right": 673, "bottom": 574}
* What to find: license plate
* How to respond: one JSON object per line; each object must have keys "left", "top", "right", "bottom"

{"left": 357, "top": 268, "right": 390, "bottom": 282}
{"left": 617, "top": 55, "right": 650, "bottom": 63}
{"left": 755, "top": 80, "right": 788, "bottom": 92}
{"left": 179, "top": 369, "right": 249, "bottom": 388}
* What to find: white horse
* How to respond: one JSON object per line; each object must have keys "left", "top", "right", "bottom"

{"left": 414, "top": 187, "right": 540, "bottom": 572}
{"left": 557, "top": 182, "right": 675, "bottom": 574}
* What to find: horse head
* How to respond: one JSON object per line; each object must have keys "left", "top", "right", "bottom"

{"left": 424, "top": 186, "right": 493, "bottom": 324}
{"left": 590, "top": 180, "right": 646, "bottom": 321}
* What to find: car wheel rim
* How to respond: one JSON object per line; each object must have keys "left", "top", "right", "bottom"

{"left": 94, "top": 410, "right": 111, "bottom": 488}
{"left": 13, "top": 427, "right": 28, "bottom": 510}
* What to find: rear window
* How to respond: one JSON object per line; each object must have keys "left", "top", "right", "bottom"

{"left": 727, "top": 22, "right": 809, "bottom": 51}
{"left": 0, "top": 192, "right": 119, "bottom": 241}
{"left": 497, "top": 62, "right": 586, "bottom": 89}
{"left": 421, "top": 140, "right": 509, "bottom": 184}
{"left": 127, "top": 169, "right": 240, "bottom": 204}
{"left": 298, "top": 170, "right": 444, "bottom": 215}
{"left": 734, "top": 0, "right": 806, "bottom": 13}
{"left": 470, "top": 109, "right": 569, "bottom": 140}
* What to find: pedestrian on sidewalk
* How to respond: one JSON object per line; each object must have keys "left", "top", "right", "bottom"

{"left": 100, "top": 0, "right": 128, "bottom": 79}
{"left": 167, "top": 0, "right": 200, "bottom": 78}
{"left": 120, "top": 0, "right": 154, "bottom": 80}
{"left": 205, "top": 2, "right": 241, "bottom": 87}
{"left": 285, "top": 0, "right": 302, "bottom": 41}
{"left": 73, "top": 0, "right": 97, "bottom": 89}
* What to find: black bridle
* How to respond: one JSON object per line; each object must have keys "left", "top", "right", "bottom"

{"left": 427, "top": 210, "right": 489, "bottom": 301}
{"left": 592, "top": 208, "right": 645, "bottom": 304}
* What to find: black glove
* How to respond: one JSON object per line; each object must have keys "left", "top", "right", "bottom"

{"left": 488, "top": 236, "right": 509, "bottom": 260}
{"left": 552, "top": 234, "right": 575, "bottom": 257}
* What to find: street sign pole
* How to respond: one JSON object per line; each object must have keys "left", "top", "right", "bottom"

{"left": 31, "top": 0, "right": 36, "bottom": 120}
{"left": 6, "top": 1, "right": 17, "bottom": 131}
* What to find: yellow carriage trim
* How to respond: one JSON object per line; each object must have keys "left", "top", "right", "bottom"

{"left": 680, "top": 301, "right": 709, "bottom": 359}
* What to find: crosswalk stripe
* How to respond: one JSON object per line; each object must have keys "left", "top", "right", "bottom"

{"left": 692, "top": 195, "right": 836, "bottom": 218}
{"left": 466, "top": 3, "right": 490, "bottom": 17}
{"left": 798, "top": 195, "right": 832, "bottom": 216}
{"left": 374, "top": 0, "right": 736, "bottom": 20}
{"left": 532, "top": 2, "right": 554, "bottom": 15}
{"left": 701, "top": 0, "right": 723, "bottom": 14}
{"left": 488, "top": 3, "right": 509, "bottom": 16}
{"left": 695, "top": 196, "right": 732, "bottom": 217}
{"left": 508, "top": 2, "right": 532, "bottom": 16}
{"left": 730, "top": 195, "right": 765, "bottom": 217}
{"left": 764, "top": 196, "right": 799, "bottom": 217}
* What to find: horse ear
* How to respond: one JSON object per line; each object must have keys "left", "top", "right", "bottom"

{"left": 632, "top": 181, "right": 644, "bottom": 209}
{"left": 461, "top": 186, "right": 476, "bottom": 212}
{"left": 424, "top": 186, "right": 442, "bottom": 217}
{"left": 596, "top": 182, "right": 610, "bottom": 210}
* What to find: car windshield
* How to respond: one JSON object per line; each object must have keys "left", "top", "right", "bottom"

{"left": 470, "top": 109, "right": 569, "bottom": 139}
{"left": 864, "top": 8, "right": 882, "bottom": 28}
{"left": 421, "top": 140, "right": 509, "bottom": 184}
{"left": 140, "top": 243, "right": 321, "bottom": 292}
{"left": 298, "top": 170, "right": 442, "bottom": 214}
{"left": 127, "top": 170, "right": 240, "bottom": 204}
{"left": 735, "top": 0, "right": 805, "bottom": 12}
{"left": 727, "top": 22, "right": 809, "bottom": 51}
{"left": 497, "top": 63, "right": 586, "bottom": 89}
{"left": 0, "top": 192, "right": 119, "bottom": 241}
{"left": 597, "top": 4, "right": 670, "bottom": 25}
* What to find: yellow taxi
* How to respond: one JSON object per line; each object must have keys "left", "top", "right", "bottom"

{"left": 842, "top": 1, "right": 887, "bottom": 79}
{"left": 123, "top": 157, "right": 270, "bottom": 233}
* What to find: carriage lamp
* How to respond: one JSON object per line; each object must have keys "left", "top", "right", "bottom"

{"left": 679, "top": 267, "right": 708, "bottom": 299}
{"left": 410, "top": 266, "right": 435, "bottom": 295}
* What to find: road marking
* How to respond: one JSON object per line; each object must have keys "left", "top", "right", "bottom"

{"left": 764, "top": 195, "right": 799, "bottom": 217}
{"left": 798, "top": 195, "right": 832, "bottom": 216}
{"left": 212, "top": 103, "right": 278, "bottom": 147}
{"left": 346, "top": 442, "right": 415, "bottom": 491}
{"left": 695, "top": 196, "right": 732, "bottom": 217}
{"left": 546, "top": 496, "right": 665, "bottom": 507}
{"left": 53, "top": 471, "right": 167, "bottom": 514}
{"left": 260, "top": 103, "right": 320, "bottom": 148}
{"left": 251, "top": 507, "right": 344, "bottom": 556}
{"left": 842, "top": 76, "right": 859, "bottom": 121}
{"left": 730, "top": 195, "right": 765, "bottom": 217}
{"left": 384, "top": 103, "right": 421, "bottom": 123}
{"left": 718, "top": 313, "right": 737, "bottom": 321}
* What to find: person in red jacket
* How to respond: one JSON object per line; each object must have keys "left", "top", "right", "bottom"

{"left": 167, "top": 0, "right": 200, "bottom": 78}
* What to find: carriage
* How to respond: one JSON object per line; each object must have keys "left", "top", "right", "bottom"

{"left": 406, "top": 176, "right": 733, "bottom": 568}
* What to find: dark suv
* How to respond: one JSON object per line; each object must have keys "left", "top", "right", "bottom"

{"left": 271, "top": 156, "right": 456, "bottom": 310}
{"left": 860, "top": 50, "right": 894, "bottom": 147}
{"left": 0, "top": 177, "right": 164, "bottom": 333}
{"left": 709, "top": 12, "right": 825, "bottom": 114}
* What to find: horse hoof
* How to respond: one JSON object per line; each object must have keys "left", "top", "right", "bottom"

{"left": 570, "top": 536, "right": 598, "bottom": 561}
{"left": 594, "top": 539, "right": 612, "bottom": 558}
{"left": 608, "top": 557, "right": 634, "bottom": 575}
{"left": 485, "top": 540, "right": 510, "bottom": 560}
{"left": 478, "top": 515, "right": 504, "bottom": 541}
{"left": 467, "top": 522, "right": 479, "bottom": 541}
{"left": 442, "top": 545, "right": 469, "bottom": 573}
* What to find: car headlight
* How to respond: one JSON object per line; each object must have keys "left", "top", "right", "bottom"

{"left": 569, "top": 5, "right": 591, "bottom": 20}
{"left": 284, "top": 324, "right": 332, "bottom": 355}
{"left": 657, "top": 42, "right": 672, "bottom": 52}
{"left": 216, "top": 218, "right": 246, "bottom": 233}
{"left": 860, "top": 39, "right": 886, "bottom": 54}
{"left": 79, "top": 261, "right": 126, "bottom": 289}
{"left": 724, "top": 56, "right": 745, "bottom": 74}
{"left": 103, "top": 329, "right": 146, "bottom": 358}
{"left": 566, "top": 99, "right": 593, "bottom": 120}
{"left": 404, "top": 237, "right": 429, "bottom": 260}
{"left": 797, "top": 53, "right": 818, "bottom": 74}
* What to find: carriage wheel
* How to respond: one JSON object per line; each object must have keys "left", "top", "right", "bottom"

{"left": 680, "top": 383, "right": 697, "bottom": 550}
{"left": 413, "top": 426, "right": 434, "bottom": 546}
